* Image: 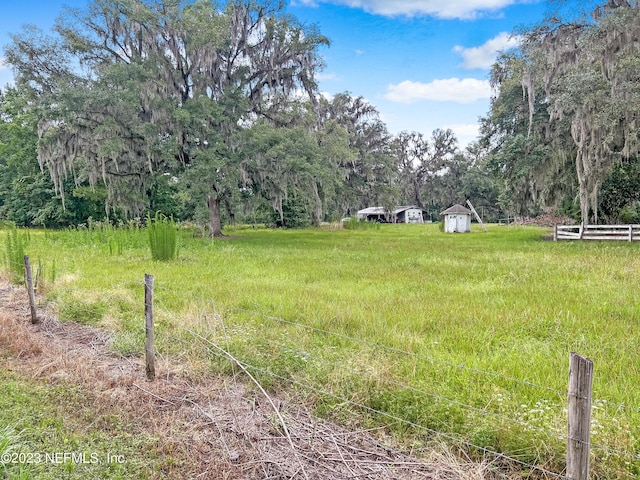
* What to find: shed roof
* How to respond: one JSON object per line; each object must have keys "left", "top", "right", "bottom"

{"left": 357, "top": 205, "right": 424, "bottom": 215}
{"left": 440, "top": 204, "right": 472, "bottom": 215}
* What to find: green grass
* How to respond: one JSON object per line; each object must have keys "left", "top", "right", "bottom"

{"left": 4, "top": 225, "right": 29, "bottom": 284}
{"left": 6, "top": 223, "right": 640, "bottom": 478}
{"left": 0, "top": 369, "right": 162, "bottom": 479}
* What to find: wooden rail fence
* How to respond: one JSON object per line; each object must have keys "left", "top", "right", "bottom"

{"left": 554, "top": 224, "right": 640, "bottom": 242}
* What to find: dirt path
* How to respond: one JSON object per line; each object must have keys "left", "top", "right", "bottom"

{"left": 0, "top": 280, "right": 500, "bottom": 479}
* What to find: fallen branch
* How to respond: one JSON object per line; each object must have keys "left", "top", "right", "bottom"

{"left": 185, "top": 328, "right": 309, "bottom": 480}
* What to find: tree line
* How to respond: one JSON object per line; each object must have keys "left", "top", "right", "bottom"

{"left": 1, "top": 0, "right": 639, "bottom": 233}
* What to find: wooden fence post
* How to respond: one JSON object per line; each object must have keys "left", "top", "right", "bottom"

{"left": 144, "top": 274, "right": 155, "bottom": 381}
{"left": 24, "top": 255, "right": 38, "bottom": 324}
{"left": 567, "top": 352, "right": 593, "bottom": 480}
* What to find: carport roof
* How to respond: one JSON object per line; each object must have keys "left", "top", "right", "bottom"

{"left": 358, "top": 205, "right": 424, "bottom": 215}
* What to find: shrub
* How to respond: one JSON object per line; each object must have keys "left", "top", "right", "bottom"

{"left": 619, "top": 201, "right": 640, "bottom": 224}
{"left": 147, "top": 212, "right": 178, "bottom": 261}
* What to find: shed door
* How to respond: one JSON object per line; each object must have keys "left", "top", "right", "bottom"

{"left": 447, "top": 215, "right": 458, "bottom": 233}
{"left": 456, "top": 215, "right": 465, "bottom": 232}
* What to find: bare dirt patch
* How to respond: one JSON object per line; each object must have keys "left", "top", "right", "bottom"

{"left": 0, "top": 280, "right": 507, "bottom": 479}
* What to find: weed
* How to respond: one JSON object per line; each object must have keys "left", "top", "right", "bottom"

{"left": 108, "top": 331, "right": 142, "bottom": 357}
{"left": 147, "top": 212, "right": 178, "bottom": 261}
{"left": 0, "top": 371, "right": 161, "bottom": 479}
{"left": 59, "top": 298, "right": 109, "bottom": 324}
{"left": 0, "top": 425, "right": 24, "bottom": 458}
{"left": 342, "top": 217, "right": 381, "bottom": 230}
{"left": 4, "top": 225, "right": 29, "bottom": 284}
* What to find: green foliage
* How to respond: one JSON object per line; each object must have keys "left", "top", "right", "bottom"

{"left": 483, "top": 4, "right": 640, "bottom": 222}
{"left": 0, "top": 425, "right": 30, "bottom": 478}
{"left": 0, "top": 425, "right": 23, "bottom": 459}
{"left": 5, "top": 225, "right": 29, "bottom": 283}
{"left": 109, "top": 331, "right": 142, "bottom": 357}
{"left": 618, "top": 202, "right": 640, "bottom": 224}
{"left": 5, "top": 0, "right": 329, "bottom": 235}
{"left": 147, "top": 212, "right": 178, "bottom": 261}
{"left": 0, "top": 87, "right": 110, "bottom": 228}
{"left": 275, "top": 194, "right": 311, "bottom": 229}
{"left": 600, "top": 161, "right": 640, "bottom": 223}
{"left": 147, "top": 173, "right": 195, "bottom": 222}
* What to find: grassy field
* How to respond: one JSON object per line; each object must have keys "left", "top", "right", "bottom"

{"left": 3, "top": 223, "right": 640, "bottom": 478}
{"left": 0, "top": 369, "right": 163, "bottom": 479}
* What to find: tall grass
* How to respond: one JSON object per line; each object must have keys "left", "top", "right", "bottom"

{"left": 147, "top": 212, "right": 178, "bottom": 261}
{"left": 342, "top": 217, "right": 381, "bottom": 230}
{"left": 11, "top": 224, "right": 640, "bottom": 478}
{"left": 4, "top": 225, "right": 29, "bottom": 284}
{"left": 0, "top": 425, "right": 28, "bottom": 479}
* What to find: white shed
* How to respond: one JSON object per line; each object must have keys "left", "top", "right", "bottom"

{"left": 396, "top": 206, "right": 425, "bottom": 224}
{"left": 356, "top": 206, "right": 425, "bottom": 223}
{"left": 441, "top": 204, "right": 472, "bottom": 233}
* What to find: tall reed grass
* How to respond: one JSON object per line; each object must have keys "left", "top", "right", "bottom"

{"left": 147, "top": 212, "right": 178, "bottom": 261}
{"left": 4, "top": 225, "right": 29, "bottom": 284}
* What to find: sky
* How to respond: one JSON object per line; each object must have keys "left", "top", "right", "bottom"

{"left": 0, "top": 0, "right": 578, "bottom": 147}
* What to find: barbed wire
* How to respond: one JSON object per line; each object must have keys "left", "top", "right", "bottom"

{"left": 184, "top": 327, "right": 571, "bottom": 480}
{"left": 8, "top": 261, "right": 640, "bottom": 414}
{"left": 153, "top": 286, "right": 640, "bottom": 413}
{"left": 242, "top": 334, "right": 567, "bottom": 442}
{"left": 154, "top": 298, "right": 640, "bottom": 466}
{"left": 3, "top": 263, "right": 640, "bottom": 469}
{"left": 226, "top": 304, "right": 571, "bottom": 395}
{"left": 589, "top": 441, "right": 640, "bottom": 463}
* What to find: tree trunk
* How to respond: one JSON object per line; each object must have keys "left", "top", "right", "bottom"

{"left": 311, "top": 182, "right": 323, "bottom": 225}
{"left": 413, "top": 177, "right": 423, "bottom": 208}
{"left": 207, "top": 194, "right": 223, "bottom": 237}
{"left": 576, "top": 151, "right": 590, "bottom": 224}
{"left": 224, "top": 195, "right": 236, "bottom": 225}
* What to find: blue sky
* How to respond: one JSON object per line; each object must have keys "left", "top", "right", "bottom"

{"left": 0, "top": 0, "right": 580, "bottom": 147}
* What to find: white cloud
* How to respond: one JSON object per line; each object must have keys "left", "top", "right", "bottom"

{"left": 445, "top": 123, "right": 481, "bottom": 147}
{"left": 319, "top": 91, "right": 335, "bottom": 101}
{"left": 453, "top": 32, "right": 521, "bottom": 69}
{"left": 316, "top": 72, "right": 338, "bottom": 81}
{"left": 294, "top": 0, "right": 522, "bottom": 20}
{"left": 384, "top": 78, "right": 491, "bottom": 104}
{"left": 0, "top": 58, "right": 7, "bottom": 71}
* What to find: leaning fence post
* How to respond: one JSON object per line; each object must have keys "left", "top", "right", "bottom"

{"left": 24, "top": 255, "right": 38, "bottom": 324}
{"left": 567, "top": 352, "right": 593, "bottom": 480}
{"left": 144, "top": 274, "right": 155, "bottom": 381}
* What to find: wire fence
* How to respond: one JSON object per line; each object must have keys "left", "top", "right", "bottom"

{"left": 3, "top": 256, "right": 640, "bottom": 480}
{"left": 152, "top": 293, "right": 640, "bottom": 468}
